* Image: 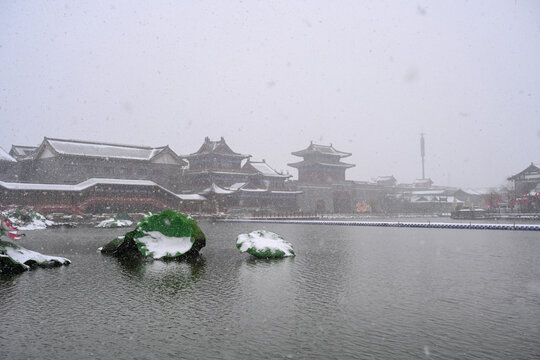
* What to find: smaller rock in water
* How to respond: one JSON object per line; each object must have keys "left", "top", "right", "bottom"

{"left": 101, "top": 210, "right": 206, "bottom": 260}
{"left": 95, "top": 218, "right": 133, "bottom": 228}
{"left": 0, "top": 240, "right": 71, "bottom": 275}
{"left": 236, "top": 230, "right": 295, "bottom": 258}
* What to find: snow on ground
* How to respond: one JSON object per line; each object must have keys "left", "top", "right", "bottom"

{"left": 236, "top": 230, "right": 295, "bottom": 258}
{"left": 136, "top": 231, "right": 194, "bottom": 259}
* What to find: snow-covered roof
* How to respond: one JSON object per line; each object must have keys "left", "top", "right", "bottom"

{"left": 240, "top": 188, "right": 268, "bottom": 193}
{"left": 0, "top": 178, "right": 211, "bottom": 202}
{"left": 250, "top": 161, "right": 279, "bottom": 176}
{"left": 200, "top": 183, "right": 236, "bottom": 195}
{"left": 40, "top": 137, "right": 176, "bottom": 161}
{"left": 9, "top": 145, "right": 37, "bottom": 160}
{"left": 176, "top": 194, "right": 207, "bottom": 201}
{"left": 411, "top": 190, "right": 446, "bottom": 195}
{"left": 186, "top": 137, "right": 250, "bottom": 158}
{"left": 292, "top": 142, "right": 351, "bottom": 158}
{"left": 413, "top": 178, "right": 433, "bottom": 184}
{"left": 243, "top": 159, "right": 289, "bottom": 178}
{"left": 0, "top": 178, "right": 164, "bottom": 191}
{"left": 376, "top": 176, "right": 396, "bottom": 182}
{"left": 228, "top": 182, "right": 247, "bottom": 191}
{"left": 459, "top": 188, "right": 489, "bottom": 196}
{"left": 508, "top": 163, "right": 540, "bottom": 180}
{"left": 0, "top": 147, "right": 16, "bottom": 162}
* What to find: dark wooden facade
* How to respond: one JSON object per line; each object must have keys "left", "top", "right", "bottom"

{"left": 0, "top": 179, "right": 206, "bottom": 215}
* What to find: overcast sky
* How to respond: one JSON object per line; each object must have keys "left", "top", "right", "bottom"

{"left": 1, "top": 0, "right": 539, "bottom": 188}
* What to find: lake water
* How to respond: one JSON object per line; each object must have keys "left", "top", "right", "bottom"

{"left": 1, "top": 221, "right": 539, "bottom": 359}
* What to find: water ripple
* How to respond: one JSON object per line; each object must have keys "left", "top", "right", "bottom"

{"left": 0, "top": 225, "right": 539, "bottom": 359}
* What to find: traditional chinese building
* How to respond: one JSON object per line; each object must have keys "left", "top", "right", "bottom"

{"left": 234, "top": 159, "right": 300, "bottom": 211}
{"left": 288, "top": 142, "right": 355, "bottom": 183}
{"left": 183, "top": 137, "right": 253, "bottom": 190}
{"left": 0, "top": 178, "right": 206, "bottom": 215}
{"left": 288, "top": 142, "right": 355, "bottom": 213}
{"left": 508, "top": 162, "right": 540, "bottom": 212}
{"left": 19, "top": 137, "right": 186, "bottom": 191}
{"left": 184, "top": 137, "right": 300, "bottom": 212}
{"left": 508, "top": 163, "right": 540, "bottom": 195}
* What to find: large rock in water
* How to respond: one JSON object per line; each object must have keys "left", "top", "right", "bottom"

{"left": 101, "top": 210, "right": 206, "bottom": 260}
{"left": 236, "top": 230, "right": 295, "bottom": 259}
{"left": 0, "top": 240, "right": 71, "bottom": 275}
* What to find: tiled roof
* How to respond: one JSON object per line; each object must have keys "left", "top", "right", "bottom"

{"left": 292, "top": 142, "right": 351, "bottom": 158}
{"left": 187, "top": 137, "right": 249, "bottom": 158}
{"left": 43, "top": 137, "right": 170, "bottom": 161}
{"left": 200, "top": 183, "right": 236, "bottom": 195}
{"left": 9, "top": 145, "right": 37, "bottom": 160}
{"left": 0, "top": 147, "right": 16, "bottom": 162}
{"left": 243, "top": 159, "right": 290, "bottom": 178}
{"left": 508, "top": 163, "right": 540, "bottom": 180}
{"left": 1, "top": 178, "right": 162, "bottom": 191}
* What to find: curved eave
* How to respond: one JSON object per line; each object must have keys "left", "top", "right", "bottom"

{"left": 288, "top": 161, "right": 355, "bottom": 169}
{"left": 292, "top": 150, "right": 351, "bottom": 158}
{"left": 257, "top": 173, "right": 291, "bottom": 179}
{"left": 291, "top": 147, "right": 352, "bottom": 158}
{"left": 185, "top": 169, "right": 255, "bottom": 176}
{"left": 508, "top": 163, "right": 540, "bottom": 180}
{"left": 184, "top": 152, "right": 250, "bottom": 159}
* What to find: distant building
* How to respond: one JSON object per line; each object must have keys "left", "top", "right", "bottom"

{"left": 508, "top": 163, "right": 540, "bottom": 195}
{"left": 17, "top": 137, "right": 187, "bottom": 191}
{"left": 289, "top": 142, "right": 356, "bottom": 213}
{"left": 374, "top": 176, "right": 397, "bottom": 187}
{"left": 508, "top": 163, "right": 540, "bottom": 212}
{"left": 413, "top": 178, "right": 433, "bottom": 189}
{"left": 183, "top": 136, "right": 252, "bottom": 190}
{"left": 288, "top": 142, "right": 354, "bottom": 183}
{"left": 406, "top": 189, "right": 462, "bottom": 213}
{"left": 184, "top": 137, "right": 300, "bottom": 212}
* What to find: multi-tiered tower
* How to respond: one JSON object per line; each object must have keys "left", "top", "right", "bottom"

{"left": 288, "top": 141, "right": 354, "bottom": 183}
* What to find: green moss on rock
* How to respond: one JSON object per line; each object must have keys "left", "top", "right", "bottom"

{"left": 101, "top": 210, "right": 206, "bottom": 260}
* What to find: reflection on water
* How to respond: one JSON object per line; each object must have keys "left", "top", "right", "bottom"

{"left": 0, "top": 223, "right": 539, "bottom": 359}
{"left": 118, "top": 256, "right": 206, "bottom": 292}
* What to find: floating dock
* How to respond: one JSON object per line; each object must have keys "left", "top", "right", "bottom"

{"left": 216, "top": 219, "right": 540, "bottom": 231}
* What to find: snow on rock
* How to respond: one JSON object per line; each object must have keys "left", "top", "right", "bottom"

{"left": 101, "top": 210, "right": 206, "bottom": 260}
{"left": 236, "top": 230, "right": 295, "bottom": 258}
{"left": 95, "top": 218, "right": 133, "bottom": 228}
{"left": 136, "top": 231, "right": 193, "bottom": 259}
{"left": 0, "top": 240, "right": 71, "bottom": 275}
